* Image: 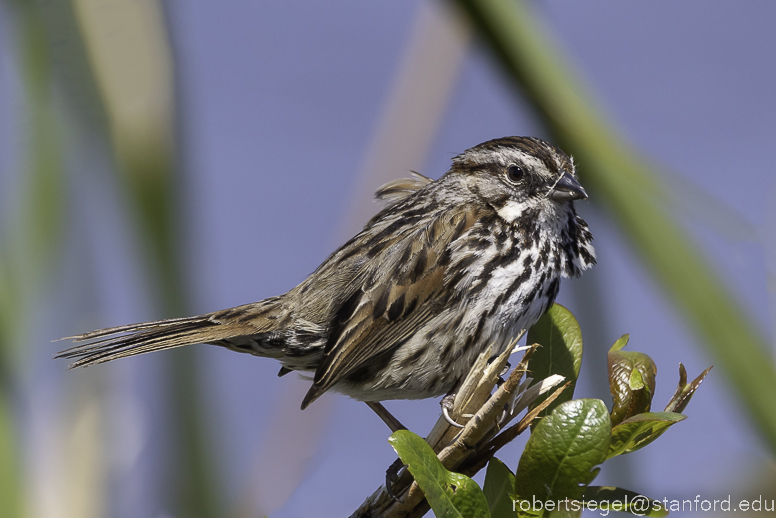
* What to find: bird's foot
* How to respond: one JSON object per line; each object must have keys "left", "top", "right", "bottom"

{"left": 385, "top": 458, "right": 407, "bottom": 503}
{"left": 440, "top": 393, "right": 465, "bottom": 428}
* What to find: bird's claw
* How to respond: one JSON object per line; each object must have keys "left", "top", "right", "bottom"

{"left": 385, "top": 458, "right": 407, "bottom": 503}
{"left": 442, "top": 405, "right": 465, "bottom": 428}
{"left": 441, "top": 393, "right": 465, "bottom": 428}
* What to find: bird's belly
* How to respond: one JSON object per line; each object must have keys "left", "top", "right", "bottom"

{"left": 332, "top": 269, "right": 561, "bottom": 403}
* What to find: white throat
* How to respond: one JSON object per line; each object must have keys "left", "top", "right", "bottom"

{"left": 496, "top": 200, "right": 525, "bottom": 223}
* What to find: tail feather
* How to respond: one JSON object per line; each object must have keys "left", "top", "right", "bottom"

{"left": 59, "top": 315, "right": 207, "bottom": 342}
{"left": 55, "top": 312, "right": 259, "bottom": 368}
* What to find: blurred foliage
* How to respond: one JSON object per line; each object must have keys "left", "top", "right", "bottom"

{"left": 1, "top": 0, "right": 218, "bottom": 516}
{"left": 69, "top": 0, "right": 220, "bottom": 515}
{"left": 0, "top": 395, "right": 24, "bottom": 518}
{"left": 0, "top": 2, "right": 65, "bottom": 517}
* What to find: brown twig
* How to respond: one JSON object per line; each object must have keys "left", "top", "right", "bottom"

{"left": 350, "top": 336, "right": 567, "bottom": 517}
{"left": 460, "top": 381, "right": 571, "bottom": 476}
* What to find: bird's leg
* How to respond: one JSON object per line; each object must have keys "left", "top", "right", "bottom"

{"left": 385, "top": 458, "right": 408, "bottom": 503}
{"left": 365, "top": 401, "right": 406, "bottom": 432}
{"left": 364, "top": 401, "right": 410, "bottom": 502}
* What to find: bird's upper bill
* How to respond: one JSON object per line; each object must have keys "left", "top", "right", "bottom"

{"left": 546, "top": 172, "right": 588, "bottom": 201}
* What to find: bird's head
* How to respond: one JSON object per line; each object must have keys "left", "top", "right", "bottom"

{"left": 451, "top": 136, "right": 587, "bottom": 225}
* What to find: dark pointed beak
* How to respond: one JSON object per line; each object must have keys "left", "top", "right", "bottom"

{"left": 547, "top": 172, "right": 588, "bottom": 201}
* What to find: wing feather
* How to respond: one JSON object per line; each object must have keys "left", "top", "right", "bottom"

{"left": 301, "top": 204, "right": 479, "bottom": 408}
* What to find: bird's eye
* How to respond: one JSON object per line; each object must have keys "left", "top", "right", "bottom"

{"left": 506, "top": 164, "right": 524, "bottom": 183}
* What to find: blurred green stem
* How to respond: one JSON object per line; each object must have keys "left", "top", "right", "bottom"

{"left": 0, "top": 0, "right": 67, "bottom": 516}
{"left": 451, "top": 0, "right": 776, "bottom": 452}
{"left": 120, "top": 148, "right": 219, "bottom": 518}
{"left": 4, "top": 0, "right": 222, "bottom": 514}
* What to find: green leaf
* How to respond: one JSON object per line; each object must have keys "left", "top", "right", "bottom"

{"left": 581, "top": 486, "right": 668, "bottom": 517}
{"left": 483, "top": 458, "right": 516, "bottom": 518}
{"left": 665, "top": 364, "right": 712, "bottom": 414}
{"left": 514, "top": 399, "right": 610, "bottom": 509}
{"left": 389, "top": 430, "right": 491, "bottom": 518}
{"left": 608, "top": 412, "right": 686, "bottom": 459}
{"left": 608, "top": 336, "right": 657, "bottom": 425}
{"left": 609, "top": 334, "right": 630, "bottom": 353}
{"left": 526, "top": 304, "right": 583, "bottom": 426}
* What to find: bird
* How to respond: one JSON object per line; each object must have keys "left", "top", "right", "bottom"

{"left": 56, "top": 136, "right": 595, "bottom": 424}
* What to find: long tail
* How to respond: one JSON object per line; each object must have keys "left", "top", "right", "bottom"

{"left": 55, "top": 302, "right": 279, "bottom": 368}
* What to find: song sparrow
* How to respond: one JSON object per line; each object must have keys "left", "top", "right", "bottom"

{"left": 57, "top": 136, "right": 595, "bottom": 412}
